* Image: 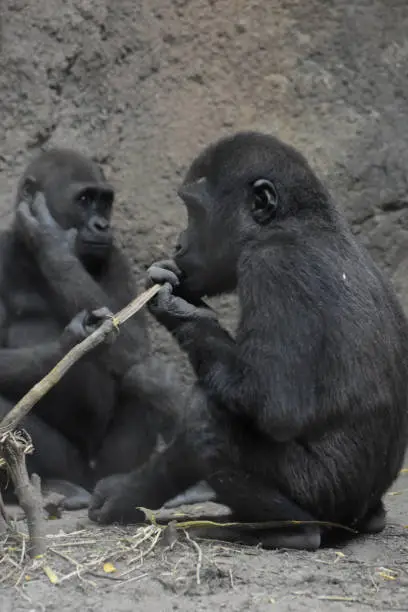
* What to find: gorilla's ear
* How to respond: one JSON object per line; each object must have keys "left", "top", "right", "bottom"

{"left": 21, "top": 176, "right": 39, "bottom": 202}
{"left": 251, "top": 179, "right": 278, "bottom": 225}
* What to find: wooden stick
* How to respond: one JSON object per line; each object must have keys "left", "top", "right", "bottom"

{"left": 0, "top": 283, "right": 161, "bottom": 558}
{"left": 0, "top": 284, "right": 161, "bottom": 436}
{"left": 0, "top": 488, "right": 9, "bottom": 534}
{"left": 2, "top": 435, "right": 45, "bottom": 556}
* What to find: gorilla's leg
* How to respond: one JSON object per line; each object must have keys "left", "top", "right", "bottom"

{"left": 0, "top": 396, "right": 92, "bottom": 510}
{"left": 163, "top": 481, "right": 217, "bottom": 508}
{"left": 93, "top": 398, "right": 158, "bottom": 481}
{"left": 179, "top": 395, "right": 320, "bottom": 549}
{"left": 118, "top": 360, "right": 219, "bottom": 510}
{"left": 42, "top": 480, "right": 92, "bottom": 511}
{"left": 355, "top": 501, "right": 386, "bottom": 534}
{"left": 89, "top": 389, "right": 321, "bottom": 550}
{"left": 93, "top": 357, "right": 189, "bottom": 482}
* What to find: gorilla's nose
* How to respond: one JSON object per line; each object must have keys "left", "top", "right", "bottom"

{"left": 89, "top": 216, "right": 109, "bottom": 233}
{"left": 174, "top": 230, "right": 187, "bottom": 256}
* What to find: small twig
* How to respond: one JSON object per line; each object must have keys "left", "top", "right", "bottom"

{"left": 50, "top": 540, "right": 99, "bottom": 548}
{"left": 19, "top": 536, "right": 26, "bottom": 566}
{"left": 0, "top": 488, "right": 9, "bottom": 533}
{"left": 0, "top": 284, "right": 161, "bottom": 561}
{"left": 112, "top": 572, "right": 149, "bottom": 589}
{"left": 184, "top": 530, "right": 203, "bottom": 585}
{"left": 139, "top": 527, "right": 162, "bottom": 561}
{"left": 57, "top": 558, "right": 106, "bottom": 584}
{"left": 1, "top": 435, "right": 45, "bottom": 557}
{"left": 49, "top": 547, "right": 82, "bottom": 570}
{"left": 317, "top": 596, "right": 358, "bottom": 602}
{"left": 168, "top": 517, "right": 358, "bottom": 535}
{"left": 0, "top": 284, "right": 161, "bottom": 436}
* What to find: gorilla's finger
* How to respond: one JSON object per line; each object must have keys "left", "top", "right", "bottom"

{"left": 65, "top": 227, "right": 78, "bottom": 249}
{"left": 67, "top": 311, "right": 88, "bottom": 338}
{"left": 16, "top": 200, "right": 33, "bottom": 222}
{"left": 94, "top": 306, "right": 114, "bottom": 319}
{"left": 88, "top": 507, "right": 102, "bottom": 522}
{"left": 154, "top": 259, "right": 182, "bottom": 276}
{"left": 147, "top": 265, "right": 180, "bottom": 287}
{"left": 83, "top": 308, "right": 118, "bottom": 343}
{"left": 86, "top": 307, "right": 114, "bottom": 326}
{"left": 88, "top": 494, "right": 104, "bottom": 521}
{"left": 96, "top": 504, "right": 114, "bottom": 525}
{"left": 31, "top": 193, "right": 57, "bottom": 226}
{"left": 62, "top": 490, "right": 92, "bottom": 510}
{"left": 15, "top": 201, "right": 38, "bottom": 236}
{"left": 154, "top": 283, "right": 174, "bottom": 309}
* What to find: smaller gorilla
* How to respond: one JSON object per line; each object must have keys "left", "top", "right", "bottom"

{"left": 0, "top": 148, "right": 183, "bottom": 509}
{"left": 88, "top": 132, "right": 408, "bottom": 550}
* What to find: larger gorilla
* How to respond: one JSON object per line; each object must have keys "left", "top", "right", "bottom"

{"left": 0, "top": 148, "right": 181, "bottom": 509}
{"left": 86, "top": 131, "right": 408, "bottom": 550}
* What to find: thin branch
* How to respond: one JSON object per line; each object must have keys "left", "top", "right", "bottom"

{"left": 1, "top": 434, "right": 45, "bottom": 557}
{"left": 0, "top": 284, "right": 160, "bottom": 436}
{"left": 0, "top": 283, "right": 161, "bottom": 559}
{"left": 184, "top": 530, "right": 203, "bottom": 585}
{"left": 0, "top": 488, "right": 9, "bottom": 534}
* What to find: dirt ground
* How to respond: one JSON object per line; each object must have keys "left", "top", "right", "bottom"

{"left": 2, "top": 0, "right": 408, "bottom": 609}
{"left": 2, "top": 484, "right": 408, "bottom": 612}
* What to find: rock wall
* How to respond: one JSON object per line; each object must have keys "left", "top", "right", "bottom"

{"left": 1, "top": 0, "right": 408, "bottom": 373}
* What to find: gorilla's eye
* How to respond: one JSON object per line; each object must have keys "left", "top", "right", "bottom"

{"left": 78, "top": 192, "right": 92, "bottom": 207}
{"left": 251, "top": 179, "right": 278, "bottom": 225}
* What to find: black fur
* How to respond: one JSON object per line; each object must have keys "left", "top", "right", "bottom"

{"left": 0, "top": 148, "right": 181, "bottom": 509}
{"left": 88, "top": 132, "right": 408, "bottom": 549}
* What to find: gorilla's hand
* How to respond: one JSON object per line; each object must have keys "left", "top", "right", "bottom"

{"left": 88, "top": 474, "right": 146, "bottom": 525}
{"left": 60, "top": 307, "right": 119, "bottom": 351}
{"left": 145, "top": 259, "right": 182, "bottom": 289}
{"left": 146, "top": 260, "right": 216, "bottom": 331}
{"left": 16, "top": 191, "right": 77, "bottom": 255}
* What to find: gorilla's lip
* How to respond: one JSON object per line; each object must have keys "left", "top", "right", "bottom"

{"left": 81, "top": 240, "right": 112, "bottom": 249}
{"left": 176, "top": 276, "right": 206, "bottom": 301}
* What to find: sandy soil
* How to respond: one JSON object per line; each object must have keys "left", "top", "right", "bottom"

{"left": 2, "top": 475, "right": 408, "bottom": 612}
{"left": 1, "top": 0, "right": 408, "bottom": 609}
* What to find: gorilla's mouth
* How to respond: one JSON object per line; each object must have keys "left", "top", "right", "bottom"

{"left": 175, "top": 271, "right": 208, "bottom": 302}
{"left": 77, "top": 240, "right": 113, "bottom": 268}
{"left": 80, "top": 239, "right": 112, "bottom": 253}
{"left": 83, "top": 240, "right": 111, "bottom": 250}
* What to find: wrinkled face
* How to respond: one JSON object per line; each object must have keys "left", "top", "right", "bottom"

{"left": 18, "top": 152, "right": 115, "bottom": 272}
{"left": 173, "top": 132, "right": 331, "bottom": 299}
{"left": 174, "top": 178, "right": 240, "bottom": 298}
{"left": 173, "top": 138, "right": 282, "bottom": 299}
{"left": 65, "top": 182, "right": 114, "bottom": 266}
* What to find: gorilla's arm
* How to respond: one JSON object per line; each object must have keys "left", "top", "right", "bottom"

{"left": 0, "top": 300, "right": 81, "bottom": 393}
{"left": 146, "top": 263, "right": 318, "bottom": 442}
{"left": 16, "top": 195, "right": 149, "bottom": 378}
{"left": 152, "top": 294, "right": 251, "bottom": 406}
{"left": 0, "top": 342, "right": 63, "bottom": 391}
{"left": 40, "top": 248, "right": 148, "bottom": 376}
{"left": 37, "top": 244, "right": 139, "bottom": 325}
